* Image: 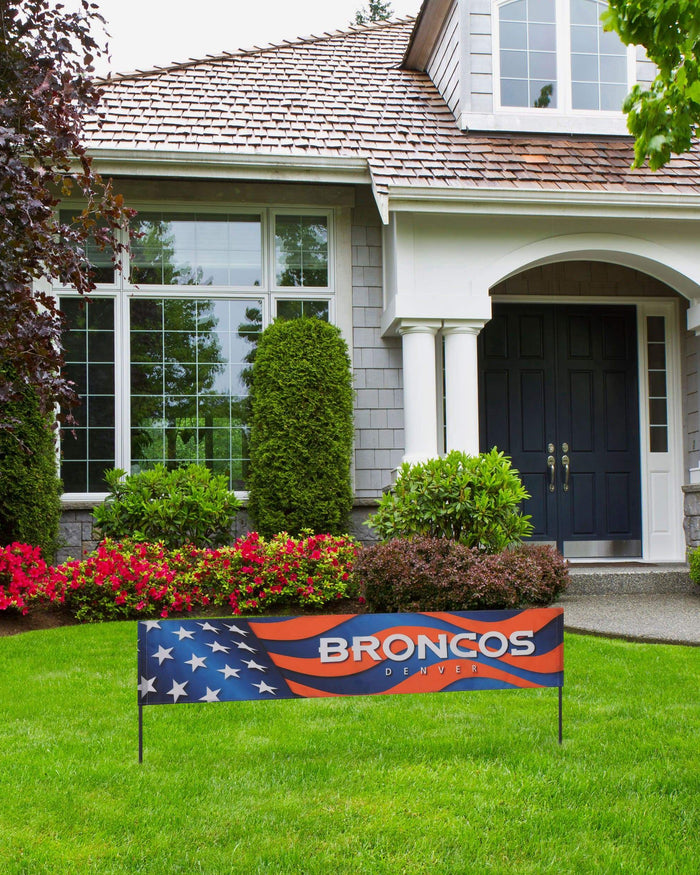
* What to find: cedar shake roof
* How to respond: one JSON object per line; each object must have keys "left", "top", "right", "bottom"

{"left": 87, "top": 17, "right": 700, "bottom": 208}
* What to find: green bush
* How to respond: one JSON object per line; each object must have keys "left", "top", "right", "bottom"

{"left": 247, "top": 318, "right": 354, "bottom": 537}
{"left": 367, "top": 449, "right": 533, "bottom": 553}
{"left": 357, "top": 537, "right": 568, "bottom": 612}
{"left": 92, "top": 464, "right": 240, "bottom": 548}
{"left": 0, "top": 367, "right": 62, "bottom": 559}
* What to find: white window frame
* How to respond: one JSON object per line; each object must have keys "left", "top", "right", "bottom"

{"left": 490, "top": 0, "right": 637, "bottom": 134}
{"left": 270, "top": 208, "right": 334, "bottom": 294}
{"left": 54, "top": 204, "right": 336, "bottom": 500}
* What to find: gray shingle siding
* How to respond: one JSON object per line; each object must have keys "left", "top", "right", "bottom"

{"left": 351, "top": 190, "right": 404, "bottom": 498}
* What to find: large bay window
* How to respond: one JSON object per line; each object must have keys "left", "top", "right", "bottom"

{"left": 497, "top": 0, "right": 631, "bottom": 113}
{"left": 58, "top": 208, "right": 334, "bottom": 497}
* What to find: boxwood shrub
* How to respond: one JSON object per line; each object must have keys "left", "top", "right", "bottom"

{"left": 366, "top": 449, "right": 533, "bottom": 553}
{"left": 356, "top": 537, "right": 569, "bottom": 612}
{"left": 92, "top": 464, "right": 240, "bottom": 549}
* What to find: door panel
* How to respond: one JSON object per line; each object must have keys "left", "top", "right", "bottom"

{"left": 478, "top": 304, "right": 642, "bottom": 556}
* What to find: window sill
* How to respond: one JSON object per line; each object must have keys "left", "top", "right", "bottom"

{"left": 460, "top": 111, "right": 630, "bottom": 138}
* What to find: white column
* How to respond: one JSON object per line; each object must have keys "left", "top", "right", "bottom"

{"left": 398, "top": 321, "right": 440, "bottom": 464}
{"left": 443, "top": 320, "right": 488, "bottom": 455}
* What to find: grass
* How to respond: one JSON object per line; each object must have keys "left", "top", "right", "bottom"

{"left": 0, "top": 622, "right": 698, "bottom": 874}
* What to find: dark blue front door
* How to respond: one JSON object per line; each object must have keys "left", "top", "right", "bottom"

{"left": 478, "top": 304, "right": 642, "bottom": 558}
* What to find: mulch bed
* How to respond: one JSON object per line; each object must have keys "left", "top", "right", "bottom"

{"left": 0, "top": 598, "right": 367, "bottom": 638}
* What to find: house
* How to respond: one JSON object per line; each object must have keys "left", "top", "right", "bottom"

{"left": 56, "top": 0, "right": 700, "bottom": 564}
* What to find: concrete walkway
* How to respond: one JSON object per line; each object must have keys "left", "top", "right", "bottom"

{"left": 558, "top": 567, "right": 700, "bottom": 645}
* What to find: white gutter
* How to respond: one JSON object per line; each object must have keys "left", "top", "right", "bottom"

{"left": 87, "top": 147, "right": 372, "bottom": 185}
{"left": 386, "top": 185, "right": 700, "bottom": 221}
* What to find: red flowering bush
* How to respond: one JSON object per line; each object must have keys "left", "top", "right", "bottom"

{"left": 0, "top": 533, "right": 359, "bottom": 622}
{"left": 209, "top": 531, "right": 359, "bottom": 615}
{"left": 0, "top": 542, "right": 50, "bottom": 614}
{"left": 48, "top": 540, "right": 212, "bottom": 622}
{"left": 356, "top": 538, "right": 568, "bottom": 613}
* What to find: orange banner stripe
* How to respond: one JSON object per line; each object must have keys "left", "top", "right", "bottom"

{"left": 428, "top": 608, "right": 562, "bottom": 638}
{"left": 249, "top": 614, "right": 357, "bottom": 641}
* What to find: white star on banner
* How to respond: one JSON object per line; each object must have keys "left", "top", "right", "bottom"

{"left": 167, "top": 680, "right": 189, "bottom": 703}
{"left": 142, "top": 621, "right": 161, "bottom": 631}
{"left": 252, "top": 681, "right": 277, "bottom": 695}
{"left": 242, "top": 659, "right": 266, "bottom": 672}
{"left": 138, "top": 676, "right": 157, "bottom": 698}
{"left": 235, "top": 641, "right": 257, "bottom": 653}
{"left": 199, "top": 687, "right": 221, "bottom": 702}
{"left": 185, "top": 653, "right": 207, "bottom": 672}
{"left": 152, "top": 645, "right": 174, "bottom": 665}
{"left": 218, "top": 664, "right": 241, "bottom": 679}
{"left": 172, "top": 626, "right": 195, "bottom": 641}
{"left": 205, "top": 641, "right": 230, "bottom": 654}
{"left": 198, "top": 622, "right": 220, "bottom": 634}
{"left": 224, "top": 623, "right": 249, "bottom": 636}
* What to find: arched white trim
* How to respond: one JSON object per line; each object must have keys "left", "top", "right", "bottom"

{"left": 483, "top": 233, "right": 700, "bottom": 301}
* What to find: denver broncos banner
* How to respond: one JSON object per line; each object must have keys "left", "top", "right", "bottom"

{"left": 137, "top": 608, "right": 564, "bottom": 758}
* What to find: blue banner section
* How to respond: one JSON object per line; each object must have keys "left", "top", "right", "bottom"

{"left": 137, "top": 609, "right": 563, "bottom": 706}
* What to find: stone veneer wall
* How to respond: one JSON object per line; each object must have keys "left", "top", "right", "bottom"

{"left": 57, "top": 504, "right": 100, "bottom": 564}
{"left": 682, "top": 486, "right": 700, "bottom": 549}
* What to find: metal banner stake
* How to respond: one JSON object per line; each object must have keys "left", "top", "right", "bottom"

{"left": 558, "top": 686, "right": 563, "bottom": 745}
{"left": 139, "top": 703, "right": 143, "bottom": 764}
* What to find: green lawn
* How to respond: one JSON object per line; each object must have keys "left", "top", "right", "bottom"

{"left": 0, "top": 622, "right": 698, "bottom": 874}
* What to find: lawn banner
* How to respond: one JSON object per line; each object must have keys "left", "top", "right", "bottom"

{"left": 137, "top": 608, "right": 564, "bottom": 757}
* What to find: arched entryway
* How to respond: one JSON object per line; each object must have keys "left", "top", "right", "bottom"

{"left": 478, "top": 261, "right": 683, "bottom": 560}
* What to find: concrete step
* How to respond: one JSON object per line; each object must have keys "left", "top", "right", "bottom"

{"left": 567, "top": 564, "right": 695, "bottom": 595}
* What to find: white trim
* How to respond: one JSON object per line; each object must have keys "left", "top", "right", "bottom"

{"left": 459, "top": 110, "right": 629, "bottom": 134}
{"left": 481, "top": 233, "right": 700, "bottom": 301}
{"left": 636, "top": 301, "right": 685, "bottom": 561}
{"left": 270, "top": 208, "right": 333, "bottom": 293}
{"left": 88, "top": 148, "right": 371, "bottom": 185}
{"left": 386, "top": 187, "right": 700, "bottom": 221}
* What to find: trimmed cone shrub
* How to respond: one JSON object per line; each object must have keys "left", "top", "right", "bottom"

{"left": 357, "top": 537, "right": 568, "bottom": 612}
{"left": 92, "top": 464, "right": 240, "bottom": 549}
{"left": 247, "top": 318, "right": 354, "bottom": 537}
{"left": 0, "top": 367, "right": 62, "bottom": 559}
{"left": 366, "top": 449, "right": 533, "bottom": 552}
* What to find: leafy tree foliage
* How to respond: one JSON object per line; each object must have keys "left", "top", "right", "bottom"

{"left": 604, "top": 1, "right": 700, "bottom": 169}
{"left": 0, "top": 0, "right": 131, "bottom": 432}
{"left": 354, "top": 1, "right": 393, "bottom": 25}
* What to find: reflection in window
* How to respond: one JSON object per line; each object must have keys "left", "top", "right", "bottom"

{"left": 60, "top": 298, "right": 116, "bottom": 491}
{"left": 130, "top": 298, "right": 262, "bottom": 490}
{"left": 59, "top": 210, "right": 115, "bottom": 284}
{"left": 276, "top": 299, "right": 329, "bottom": 321}
{"left": 275, "top": 215, "right": 329, "bottom": 287}
{"left": 130, "top": 213, "right": 262, "bottom": 286}
{"left": 647, "top": 316, "right": 668, "bottom": 453}
{"left": 500, "top": 0, "right": 557, "bottom": 109}
{"left": 571, "top": 0, "right": 628, "bottom": 110}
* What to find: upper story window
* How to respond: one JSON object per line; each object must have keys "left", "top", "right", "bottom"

{"left": 570, "top": 0, "right": 627, "bottom": 111}
{"left": 500, "top": 0, "right": 557, "bottom": 109}
{"left": 497, "top": 0, "right": 630, "bottom": 114}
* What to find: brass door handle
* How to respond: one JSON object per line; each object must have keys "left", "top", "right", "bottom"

{"left": 562, "top": 454, "right": 570, "bottom": 492}
{"left": 547, "top": 455, "right": 556, "bottom": 492}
